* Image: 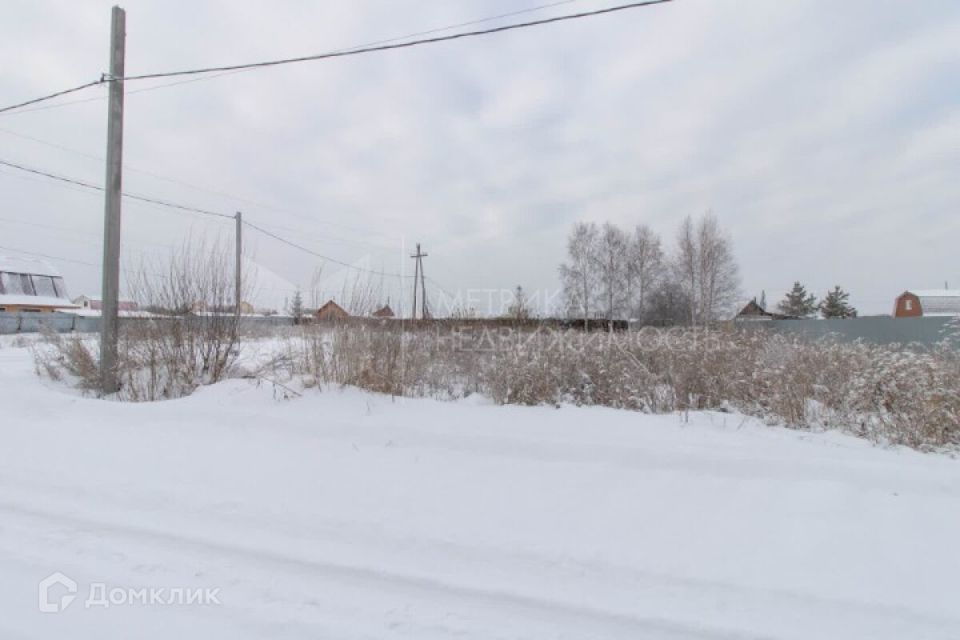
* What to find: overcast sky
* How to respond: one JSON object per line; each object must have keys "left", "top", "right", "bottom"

{"left": 1, "top": 0, "right": 958, "bottom": 315}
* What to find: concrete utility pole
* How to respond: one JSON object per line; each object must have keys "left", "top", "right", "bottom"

{"left": 99, "top": 5, "right": 126, "bottom": 394}
{"left": 235, "top": 211, "right": 242, "bottom": 314}
{"left": 410, "top": 244, "right": 429, "bottom": 319}
{"left": 411, "top": 245, "right": 419, "bottom": 320}
{"left": 419, "top": 249, "right": 430, "bottom": 320}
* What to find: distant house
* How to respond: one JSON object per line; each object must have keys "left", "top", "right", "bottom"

{"left": 893, "top": 290, "right": 960, "bottom": 318}
{"left": 0, "top": 256, "right": 78, "bottom": 313}
{"left": 73, "top": 295, "right": 139, "bottom": 313}
{"left": 315, "top": 299, "right": 349, "bottom": 321}
{"left": 734, "top": 298, "right": 795, "bottom": 322}
{"left": 372, "top": 303, "right": 395, "bottom": 319}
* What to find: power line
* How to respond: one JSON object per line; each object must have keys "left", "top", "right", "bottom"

{"left": 0, "top": 72, "right": 243, "bottom": 117}
{"left": 425, "top": 276, "right": 460, "bottom": 303}
{"left": 0, "top": 158, "right": 103, "bottom": 191}
{"left": 0, "top": 1, "right": 582, "bottom": 117}
{"left": 241, "top": 219, "right": 411, "bottom": 280}
{"left": 0, "top": 214, "right": 182, "bottom": 253}
{"left": 0, "top": 158, "right": 234, "bottom": 220}
{"left": 120, "top": 0, "right": 672, "bottom": 82}
{"left": 1, "top": 211, "right": 455, "bottom": 304}
{"left": 0, "top": 157, "right": 406, "bottom": 274}
{"left": 0, "top": 157, "right": 456, "bottom": 295}
{"left": 243, "top": 220, "right": 460, "bottom": 301}
{"left": 122, "top": 191, "right": 233, "bottom": 220}
{"left": 0, "top": 127, "right": 398, "bottom": 243}
{"left": 0, "top": 79, "right": 105, "bottom": 115}
{"left": 0, "top": 244, "right": 101, "bottom": 269}
{"left": 0, "top": 152, "right": 396, "bottom": 253}
{"left": 0, "top": 126, "right": 398, "bottom": 241}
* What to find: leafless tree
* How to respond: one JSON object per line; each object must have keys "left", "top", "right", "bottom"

{"left": 674, "top": 216, "right": 699, "bottom": 325}
{"left": 674, "top": 212, "right": 741, "bottom": 325}
{"left": 308, "top": 266, "right": 325, "bottom": 311}
{"left": 594, "top": 222, "right": 629, "bottom": 321}
{"left": 625, "top": 224, "right": 664, "bottom": 322}
{"left": 338, "top": 270, "right": 385, "bottom": 316}
{"left": 559, "top": 222, "right": 599, "bottom": 323}
{"left": 645, "top": 277, "right": 693, "bottom": 326}
{"left": 506, "top": 285, "right": 532, "bottom": 320}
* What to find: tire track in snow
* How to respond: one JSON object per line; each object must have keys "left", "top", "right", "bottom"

{"left": 0, "top": 500, "right": 774, "bottom": 640}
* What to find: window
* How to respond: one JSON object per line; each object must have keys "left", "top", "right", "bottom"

{"left": 1, "top": 272, "right": 27, "bottom": 295}
{"left": 904, "top": 299, "right": 913, "bottom": 311}
{"left": 0, "top": 272, "right": 65, "bottom": 297}
{"left": 20, "top": 274, "right": 35, "bottom": 296}
{"left": 32, "top": 275, "right": 58, "bottom": 298}
{"left": 53, "top": 277, "right": 69, "bottom": 299}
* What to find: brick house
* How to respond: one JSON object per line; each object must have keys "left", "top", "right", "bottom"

{"left": 315, "top": 299, "right": 349, "bottom": 321}
{"left": 372, "top": 303, "right": 395, "bottom": 319}
{"left": 893, "top": 290, "right": 960, "bottom": 317}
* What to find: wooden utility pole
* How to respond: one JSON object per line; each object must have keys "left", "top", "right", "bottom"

{"left": 99, "top": 5, "right": 126, "bottom": 394}
{"left": 410, "top": 243, "right": 429, "bottom": 319}
{"left": 235, "top": 211, "right": 242, "bottom": 314}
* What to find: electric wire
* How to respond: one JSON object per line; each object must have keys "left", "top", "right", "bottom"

{"left": 0, "top": 0, "right": 673, "bottom": 114}
{"left": 241, "top": 219, "right": 410, "bottom": 280}
{"left": 0, "top": 79, "right": 105, "bottom": 115}
{"left": 0, "top": 0, "right": 581, "bottom": 116}
{"left": 120, "top": 1, "right": 673, "bottom": 82}
{"left": 0, "top": 158, "right": 234, "bottom": 220}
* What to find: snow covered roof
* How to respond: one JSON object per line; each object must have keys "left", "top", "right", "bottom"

{"left": 906, "top": 290, "right": 960, "bottom": 315}
{"left": 909, "top": 289, "right": 960, "bottom": 298}
{"left": 0, "top": 255, "right": 62, "bottom": 277}
{"left": 0, "top": 255, "right": 76, "bottom": 308}
{"left": 0, "top": 294, "right": 78, "bottom": 308}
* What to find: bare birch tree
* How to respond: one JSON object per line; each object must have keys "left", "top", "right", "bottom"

{"left": 558, "top": 222, "right": 599, "bottom": 323}
{"left": 675, "top": 215, "right": 699, "bottom": 325}
{"left": 674, "top": 212, "right": 741, "bottom": 325}
{"left": 594, "top": 222, "right": 629, "bottom": 321}
{"left": 625, "top": 224, "right": 664, "bottom": 322}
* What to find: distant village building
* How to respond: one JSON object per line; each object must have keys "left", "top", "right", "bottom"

{"left": 0, "top": 256, "right": 78, "bottom": 313}
{"left": 372, "top": 303, "right": 395, "bottom": 319}
{"left": 734, "top": 298, "right": 795, "bottom": 322}
{"left": 73, "top": 295, "right": 139, "bottom": 313}
{"left": 315, "top": 299, "right": 349, "bottom": 321}
{"left": 893, "top": 290, "right": 960, "bottom": 317}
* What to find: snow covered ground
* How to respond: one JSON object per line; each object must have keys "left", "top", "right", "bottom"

{"left": 1, "top": 337, "right": 958, "bottom": 639}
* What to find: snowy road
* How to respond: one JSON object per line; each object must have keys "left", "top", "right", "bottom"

{"left": 1, "top": 340, "right": 958, "bottom": 639}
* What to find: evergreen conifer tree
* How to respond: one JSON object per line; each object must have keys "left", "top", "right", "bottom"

{"left": 777, "top": 282, "right": 818, "bottom": 317}
{"left": 820, "top": 286, "right": 857, "bottom": 319}
{"left": 289, "top": 290, "right": 304, "bottom": 324}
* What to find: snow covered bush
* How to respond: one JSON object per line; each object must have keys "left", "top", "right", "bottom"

{"left": 269, "top": 323, "right": 477, "bottom": 400}
{"left": 282, "top": 323, "right": 959, "bottom": 450}
{"left": 35, "top": 314, "right": 959, "bottom": 449}
{"left": 32, "top": 330, "right": 99, "bottom": 391}
{"left": 843, "top": 345, "right": 960, "bottom": 448}
{"left": 33, "top": 239, "right": 246, "bottom": 401}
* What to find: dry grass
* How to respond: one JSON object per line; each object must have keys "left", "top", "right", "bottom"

{"left": 33, "top": 318, "right": 960, "bottom": 451}
{"left": 266, "top": 323, "right": 960, "bottom": 450}
{"left": 32, "top": 238, "right": 246, "bottom": 401}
